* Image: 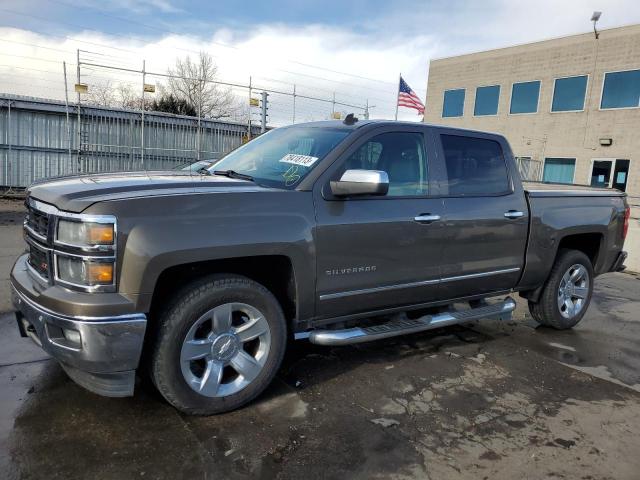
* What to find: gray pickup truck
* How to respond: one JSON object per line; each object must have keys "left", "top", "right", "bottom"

{"left": 11, "top": 119, "right": 629, "bottom": 414}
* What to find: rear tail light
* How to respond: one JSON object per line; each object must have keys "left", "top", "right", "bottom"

{"left": 623, "top": 206, "right": 631, "bottom": 240}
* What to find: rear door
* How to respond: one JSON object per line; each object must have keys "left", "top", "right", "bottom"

{"left": 435, "top": 130, "right": 529, "bottom": 299}
{"left": 312, "top": 126, "right": 446, "bottom": 318}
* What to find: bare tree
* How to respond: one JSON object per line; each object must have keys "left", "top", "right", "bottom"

{"left": 166, "top": 52, "right": 235, "bottom": 119}
{"left": 115, "top": 83, "right": 142, "bottom": 109}
{"left": 85, "top": 80, "right": 116, "bottom": 107}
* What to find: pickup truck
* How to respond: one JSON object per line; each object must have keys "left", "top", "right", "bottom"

{"left": 11, "top": 119, "right": 629, "bottom": 415}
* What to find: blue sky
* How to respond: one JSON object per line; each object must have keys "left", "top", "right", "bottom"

{"left": 1, "top": 0, "right": 639, "bottom": 122}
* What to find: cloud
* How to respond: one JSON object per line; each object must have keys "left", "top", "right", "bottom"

{"left": 61, "top": 0, "right": 182, "bottom": 15}
{"left": 1, "top": 0, "right": 639, "bottom": 123}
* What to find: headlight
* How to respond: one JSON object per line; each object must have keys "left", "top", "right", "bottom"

{"left": 56, "top": 256, "right": 114, "bottom": 286}
{"left": 57, "top": 219, "right": 114, "bottom": 246}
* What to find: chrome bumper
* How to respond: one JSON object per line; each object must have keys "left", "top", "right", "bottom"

{"left": 11, "top": 285, "right": 147, "bottom": 397}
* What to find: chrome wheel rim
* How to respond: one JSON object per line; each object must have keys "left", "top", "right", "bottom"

{"left": 180, "top": 303, "right": 271, "bottom": 398}
{"left": 557, "top": 264, "right": 589, "bottom": 319}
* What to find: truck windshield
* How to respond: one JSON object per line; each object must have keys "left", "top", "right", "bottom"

{"left": 209, "top": 126, "right": 351, "bottom": 189}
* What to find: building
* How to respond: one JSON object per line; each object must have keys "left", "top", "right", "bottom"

{"left": 423, "top": 23, "right": 640, "bottom": 198}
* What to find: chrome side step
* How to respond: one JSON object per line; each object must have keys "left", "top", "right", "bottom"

{"left": 308, "top": 297, "right": 516, "bottom": 346}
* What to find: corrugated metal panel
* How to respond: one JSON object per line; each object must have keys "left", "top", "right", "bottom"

{"left": 1, "top": 95, "right": 260, "bottom": 188}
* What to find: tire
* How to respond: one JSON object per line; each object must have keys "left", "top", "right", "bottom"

{"left": 528, "top": 249, "right": 594, "bottom": 330}
{"left": 150, "top": 274, "right": 287, "bottom": 415}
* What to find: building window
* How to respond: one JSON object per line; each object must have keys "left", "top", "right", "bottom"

{"left": 442, "top": 89, "right": 465, "bottom": 117}
{"left": 543, "top": 158, "right": 575, "bottom": 184}
{"left": 510, "top": 80, "right": 541, "bottom": 114}
{"left": 474, "top": 85, "right": 500, "bottom": 116}
{"left": 600, "top": 69, "right": 640, "bottom": 109}
{"left": 552, "top": 75, "right": 588, "bottom": 112}
{"left": 440, "top": 134, "right": 510, "bottom": 195}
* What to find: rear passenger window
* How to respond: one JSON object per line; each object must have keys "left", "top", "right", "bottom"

{"left": 441, "top": 135, "right": 510, "bottom": 196}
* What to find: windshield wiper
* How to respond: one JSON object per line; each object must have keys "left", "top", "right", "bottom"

{"left": 212, "top": 169, "right": 254, "bottom": 182}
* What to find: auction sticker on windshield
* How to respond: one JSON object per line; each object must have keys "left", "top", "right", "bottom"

{"left": 280, "top": 154, "right": 319, "bottom": 167}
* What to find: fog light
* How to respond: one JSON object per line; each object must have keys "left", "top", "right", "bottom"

{"left": 62, "top": 328, "right": 81, "bottom": 346}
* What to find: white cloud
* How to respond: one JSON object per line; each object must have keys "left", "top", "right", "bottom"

{"left": 1, "top": 0, "right": 639, "bottom": 123}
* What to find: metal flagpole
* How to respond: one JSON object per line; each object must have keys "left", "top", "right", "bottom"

{"left": 394, "top": 73, "right": 401, "bottom": 121}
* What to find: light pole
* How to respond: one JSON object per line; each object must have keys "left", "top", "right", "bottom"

{"left": 591, "top": 11, "right": 602, "bottom": 39}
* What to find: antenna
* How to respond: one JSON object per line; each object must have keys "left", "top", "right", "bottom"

{"left": 343, "top": 113, "right": 359, "bottom": 125}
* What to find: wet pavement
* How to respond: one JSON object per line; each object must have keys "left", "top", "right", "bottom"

{"left": 1, "top": 199, "right": 640, "bottom": 479}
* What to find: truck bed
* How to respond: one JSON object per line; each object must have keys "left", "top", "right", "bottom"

{"left": 523, "top": 181, "right": 626, "bottom": 197}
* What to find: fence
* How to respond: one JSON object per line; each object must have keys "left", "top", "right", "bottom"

{"left": 1, "top": 94, "right": 263, "bottom": 188}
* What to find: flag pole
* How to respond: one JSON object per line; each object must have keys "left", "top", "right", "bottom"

{"left": 394, "top": 73, "right": 401, "bottom": 121}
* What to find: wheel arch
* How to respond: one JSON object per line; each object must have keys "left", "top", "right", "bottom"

{"left": 148, "top": 255, "right": 298, "bottom": 327}
{"left": 520, "top": 231, "right": 603, "bottom": 303}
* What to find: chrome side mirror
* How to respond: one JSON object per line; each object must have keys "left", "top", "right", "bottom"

{"left": 330, "top": 169, "right": 389, "bottom": 197}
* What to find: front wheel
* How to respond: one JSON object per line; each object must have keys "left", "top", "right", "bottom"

{"left": 528, "top": 249, "right": 594, "bottom": 329}
{"left": 150, "top": 274, "right": 287, "bottom": 415}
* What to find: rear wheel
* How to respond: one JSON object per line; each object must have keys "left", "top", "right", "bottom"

{"left": 528, "top": 249, "right": 594, "bottom": 329}
{"left": 151, "top": 274, "right": 287, "bottom": 415}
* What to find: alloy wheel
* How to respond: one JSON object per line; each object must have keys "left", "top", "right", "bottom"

{"left": 180, "top": 302, "right": 271, "bottom": 397}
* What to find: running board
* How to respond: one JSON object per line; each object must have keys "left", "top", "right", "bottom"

{"left": 307, "top": 297, "right": 516, "bottom": 346}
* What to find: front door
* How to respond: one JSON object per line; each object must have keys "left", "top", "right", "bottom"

{"left": 313, "top": 127, "right": 445, "bottom": 319}
{"left": 435, "top": 130, "right": 528, "bottom": 300}
{"left": 590, "top": 159, "right": 629, "bottom": 192}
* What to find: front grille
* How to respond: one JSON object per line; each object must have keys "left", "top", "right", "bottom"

{"left": 27, "top": 243, "right": 50, "bottom": 280}
{"left": 26, "top": 206, "right": 50, "bottom": 239}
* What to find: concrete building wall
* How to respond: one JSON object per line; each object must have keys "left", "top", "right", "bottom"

{"left": 423, "top": 24, "right": 640, "bottom": 199}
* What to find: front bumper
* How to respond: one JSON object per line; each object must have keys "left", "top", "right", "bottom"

{"left": 11, "top": 284, "right": 147, "bottom": 397}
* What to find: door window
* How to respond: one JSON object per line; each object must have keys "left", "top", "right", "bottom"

{"left": 612, "top": 160, "right": 630, "bottom": 192}
{"left": 440, "top": 135, "right": 510, "bottom": 195}
{"left": 590, "top": 160, "right": 613, "bottom": 188}
{"left": 341, "top": 132, "right": 428, "bottom": 196}
{"left": 543, "top": 158, "right": 575, "bottom": 184}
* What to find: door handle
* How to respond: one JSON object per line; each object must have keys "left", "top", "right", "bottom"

{"left": 414, "top": 214, "right": 441, "bottom": 223}
{"left": 504, "top": 210, "right": 524, "bottom": 219}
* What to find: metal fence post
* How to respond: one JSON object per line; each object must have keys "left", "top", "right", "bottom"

{"left": 261, "top": 91, "right": 268, "bottom": 133}
{"left": 63, "top": 62, "right": 72, "bottom": 164}
{"left": 76, "top": 49, "right": 81, "bottom": 173}
{"left": 141, "top": 59, "right": 146, "bottom": 169}
{"left": 6, "top": 100, "right": 11, "bottom": 188}
{"left": 292, "top": 84, "right": 296, "bottom": 124}
{"left": 197, "top": 74, "right": 202, "bottom": 161}
{"left": 247, "top": 76, "right": 252, "bottom": 141}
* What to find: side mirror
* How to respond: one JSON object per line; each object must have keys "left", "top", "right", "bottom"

{"left": 330, "top": 169, "right": 389, "bottom": 197}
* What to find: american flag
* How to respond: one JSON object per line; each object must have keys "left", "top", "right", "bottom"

{"left": 397, "top": 76, "right": 425, "bottom": 114}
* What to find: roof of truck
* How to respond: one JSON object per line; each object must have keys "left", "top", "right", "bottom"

{"left": 292, "top": 119, "right": 504, "bottom": 137}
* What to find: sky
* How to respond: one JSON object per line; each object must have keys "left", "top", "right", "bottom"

{"left": 1, "top": 0, "right": 639, "bottom": 123}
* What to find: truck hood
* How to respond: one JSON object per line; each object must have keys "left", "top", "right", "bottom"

{"left": 28, "top": 171, "right": 271, "bottom": 212}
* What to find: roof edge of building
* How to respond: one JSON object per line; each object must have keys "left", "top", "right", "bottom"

{"left": 429, "top": 22, "right": 640, "bottom": 64}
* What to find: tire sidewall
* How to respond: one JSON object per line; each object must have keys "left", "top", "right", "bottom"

{"left": 152, "top": 275, "right": 287, "bottom": 414}
{"left": 544, "top": 250, "right": 594, "bottom": 328}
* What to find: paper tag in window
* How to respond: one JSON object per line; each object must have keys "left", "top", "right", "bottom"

{"left": 279, "top": 154, "right": 319, "bottom": 167}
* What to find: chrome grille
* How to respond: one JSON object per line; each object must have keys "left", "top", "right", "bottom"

{"left": 26, "top": 205, "right": 50, "bottom": 240}
{"left": 27, "top": 242, "right": 50, "bottom": 280}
